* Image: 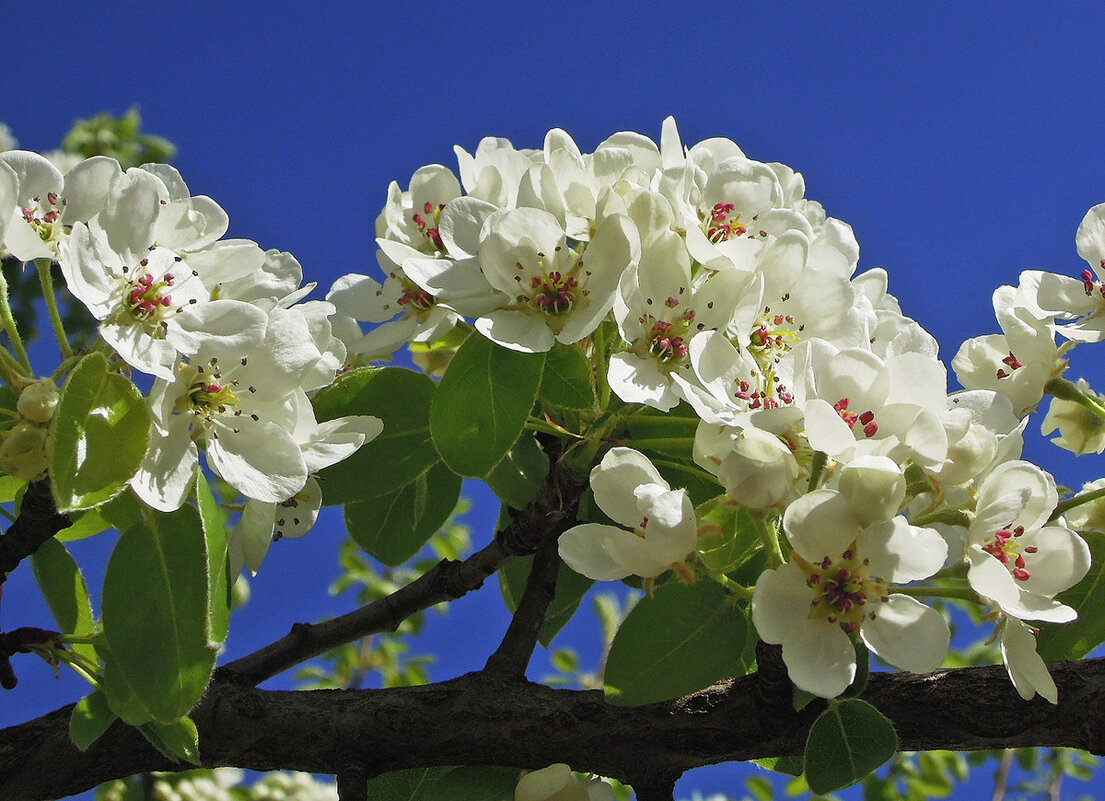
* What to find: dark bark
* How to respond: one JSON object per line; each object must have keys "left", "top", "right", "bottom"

{"left": 3, "top": 659, "right": 1105, "bottom": 801}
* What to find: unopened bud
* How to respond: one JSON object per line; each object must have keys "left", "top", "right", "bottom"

{"left": 16, "top": 379, "right": 59, "bottom": 423}
{"left": 0, "top": 421, "right": 50, "bottom": 481}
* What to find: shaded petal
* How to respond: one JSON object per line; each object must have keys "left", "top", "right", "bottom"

{"left": 782, "top": 617, "right": 856, "bottom": 698}
{"left": 752, "top": 563, "right": 811, "bottom": 644}
{"left": 1001, "top": 619, "right": 1057, "bottom": 703}
{"left": 861, "top": 594, "right": 949, "bottom": 673}
{"left": 558, "top": 523, "right": 631, "bottom": 581}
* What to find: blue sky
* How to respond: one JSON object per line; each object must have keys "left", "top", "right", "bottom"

{"left": 5, "top": 2, "right": 1105, "bottom": 798}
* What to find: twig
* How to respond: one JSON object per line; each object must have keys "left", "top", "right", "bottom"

{"left": 483, "top": 534, "right": 563, "bottom": 678}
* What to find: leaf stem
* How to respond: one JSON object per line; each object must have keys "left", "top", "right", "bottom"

{"left": 35, "top": 259, "right": 73, "bottom": 360}
{"left": 1053, "top": 484, "right": 1105, "bottom": 519}
{"left": 755, "top": 513, "right": 785, "bottom": 568}
{"left": 0, "top": 267, "right": 33, "bottom": 374}
{"left": 895, "top": 585, "right": 978, "bottom": 602}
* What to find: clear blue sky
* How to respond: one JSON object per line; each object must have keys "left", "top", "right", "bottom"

{"left": 4, "top": 3, "right": 1105, "bottom": 798}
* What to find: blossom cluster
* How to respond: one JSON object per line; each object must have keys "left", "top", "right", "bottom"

{"left": 0, "top": 149, "right": 380, "bottom": 574}
{"left": 328, "top": 119, "right": 1098, "bottom": 703}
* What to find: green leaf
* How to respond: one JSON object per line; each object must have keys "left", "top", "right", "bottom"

{"left": 500, "top": 555, "right": 593, "bottom": 646}
{"left": 804, "top": 698, "right": 898, "bottom": 794}
{"left": 49, "top": 353, "right": 151, "bottom": 513}
{"left": 55, "top": 508, "right": 110, "bottom": 542}
{"left": 100, "top": 506, "right": 218, "bottom": 725}
{"left": 363, "top": 766, "right": 524, "bottom": 801}
{"left": 69, "top": 690, "right": 117, "bottom": 751}
{"left": 196, "top": 473, "right": 230, "bottom": 645}
{"left": 345, "top": 462, "right": 462, "bottom": 567}
{"left": 484, "top": 434, "right": 549, "bottom": 509}
{"left": 0, "top": 474, "right": 24, "bottom": 503}
{"left": 30, "top": 538, "right": 97, "bottom": 661}
{"left": 540, "top": 343, "right": 595, "bottom": 409}
{"left": 1037, "top": 530, "right": 1105, "bottom": 661}
{"left": 430, "top": 334, "right": 545, "bottom": 477}
{"left": 139, "top": 715, "right": 200, "bottom": 765}
{"left": 99, "top": 490, "right": 142, "bottom": 534}
{"left": 603, "top": 580, "right": 747, "bottom": 705}
{"left": 313, "top": 367, "right": 439, "bottom": 503}
{"left": 752, "top": 755, "right": 805, "bottom": 776}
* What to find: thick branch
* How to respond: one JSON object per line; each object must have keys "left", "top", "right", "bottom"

{"left": 223, "top": 445, "right": 585, "bottom": 685}
{"left": 6, "top": 659, "right": 1105, "bottom": 801}
{"left": 0, "top": 478, "right": 69, "bottom": 583}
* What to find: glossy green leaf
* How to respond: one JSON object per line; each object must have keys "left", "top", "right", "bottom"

{"left": 804, "top": 698, "right": 898, "bottom": 794}
{"left": 500, "top": 555, "right": 593, "bottom": 646}
{"left": 0, "top": 474, "right": 24, "bottom": 503}
{"left": 140, "top": 715, "right": 200, "bottom": 765}
{"left": 30, "top": 538, "right": 97, "bottom": 661}
{"left": 363, "top": 766, "right": 520, "bottom": 801}
{"left": 540, "top": 343, "right": 594, "bottom": 409}
{"left": 49, "top": 352, "right": 151, "bottom": 513}
{"left": 346, "top": 462, "right": 462, "bottom": 567}
{"left": 430, "top": 334, "right": 545, "bottom": 477}
{"left": 100, "top": 506, "right": 217, "bottom": 725}
{"left": 604, "top": 580, "right": 746, "bottom": 705}
{"left": 196, "top": 473, "right": 230, "bottom": 645}
{"left": 313, "top": 367, "right": 439, "bottom": 504}
{"left": 55, "top": 508, "right": 110, "bottom": 542}
{"left": 1037, "top": 530, "right": 1105, "bottom": 661}
{"left": 69, "top": 690, "right": 117, "bottom": 751}
{"left": 484, "top": 434, "right": 549, "bottom": 509}
{"left": 99, "top": 490, "right": 142, "bottom": 534}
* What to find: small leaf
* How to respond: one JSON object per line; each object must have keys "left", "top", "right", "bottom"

{"left": 752, "top": 755, "right": 805, "bottom": 776}
{"left": 346, "top": 462, "right": 462, "bottom": 567}
{"left": 196, "top": 473, "right": 230, "bottom": 645}
{"left": 540, "top": 343, "right": 595, "bottom": 410}
{"left": 484, "top": 434, "right": 549, "bottom": 509}
{"left": 100, "top": 506, "right": 217, "bottom": 725}
{"left": 314, "top": 367, "right": 439, "bottom": 503}
{"left": 55, "top": 508, "right": 110, "bottom": 542}
{"left": 1036, "top": 530, "right": 1105, "bottom": 661}
{"left": 804, "top": 698, "right": 898, "bottom": 794}
{"left": 30, "top": 538, "right": 97, "bottom": 661}
{"left": 604, "top": 580, "right": 747, "bottom": 705}
{"left": 139, "top": 715, "right": 200, "bottom": 765}
{"left": 425, "top": 766, "right": 521, "bottom": 801}
{"left": 0, "top": 474, "right": 24, "bottom": 503}
{"left": 70, "top": 690, "right": 117, "bottom": 751}
{"left": 430, "top": 334, "right": 545, "bottom": 477}
{"left": 49, "top": 352, "right": 151, "bottom": 513}
{"left": 499, "top": 554, "right": 593, "bottom": 646}
{"left": 363, "top": 768, "right": 454, "bottom": 801}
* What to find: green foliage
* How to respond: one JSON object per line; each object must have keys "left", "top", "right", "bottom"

{"left": 313, "top": 366, "right": 440, "bottom": 504}
{"left": 69, "top": 690, "right": 116, "bottom": 752}
{"left": 803, "top": 699, "right": 898, "bottom": 794}
{"left": 365, "top": 766, "right": 521, "bottom": 801}
{"left": 484, "top": 433, "right": 549, "bottom": 509}
{"left": 539, "top": 342, "right": 596, "bottom": 410}
{"left": 430, "top": 333, "right": 546, "bottom": 477}
{"left": 49, "top": 352, "right": 150, "bottom": 513}
{"left": 603, "top": 580, "right": 747, "bottom": 705}
{"left": 29, "top": 538, "right": 96, "bottom": 662}
{"left": 99, "top": 505, "right": 219, "bottom": 725}
{"left": 345, "top": 462, "right": 462, "bottom": 567}
{"left": 61, "top": 108, "right": 176, "bottom": 168}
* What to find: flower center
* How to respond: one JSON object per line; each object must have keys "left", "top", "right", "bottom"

{"left": 412, "top": 201, "right": 445, "bottom": 252}
{"left": 995, "top": 351, "right": 1022, "bottom": 380}
{"left": 832, "top": 397, "right": 879, "bottom": 438}
{"left": 396, "top": 284, "right": 435, "bottom": 311}
{"left": 126, "top": 271, "right": 175, "bottom": 323}
{"left": 795, "top": 545, "right": 889, "bottom": 634}
{"left": 172, "top": 358, "right": 256, "bottom": 433}
{"left": 981, "top": 524, "right": 1036, "bottom": 582}
{"left": 21, "top": 192, "right": 64, "bottom": 246}
{"left": 531, "top": 270, "right": 578, "bottom": 315}
{"left": 703, "top": 202, "right": 747, "bottom": 243}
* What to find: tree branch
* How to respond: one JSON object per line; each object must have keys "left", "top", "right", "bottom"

{"left": 223, "top": 443, "right": 585, "bottom": 685}
{"left": 0, "top": 478, "right": 70, "bottom": 584}
{"left": 6, "top": 658, "right": 1105, "bottom": 801}
{"left": 483, "top": 533, "right": 563, "bottom": 678}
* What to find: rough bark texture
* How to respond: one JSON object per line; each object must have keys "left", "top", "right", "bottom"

{"left": 3, "top": 658, "right": 1105, "bottom": 801}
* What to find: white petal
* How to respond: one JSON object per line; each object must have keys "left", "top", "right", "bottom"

{"left": 861, "top": 594, "right": 949, "bottom": 673}
{"left": 782, "top": 617, "right": 856, "bottom": 698}
{"left": 558, "top": 523, "right": 631, "bottom": 581}
{"left": 783, "top": 489, "right": 861, "bottom": 561}
{"left": 233, "top": 500, "right": 277, "bottom": 576}
{"left": 475, "top": 310, "right": 554, "bottom": 353}
{"left": 751, "top": 563, "right": 812, "bottom": 644}
{"left": 1001, "top": 619, "right": 1057, "bottom": 703}
{"left": 591, "top": 447, "right": 667, "bottom": 527}
{"left": 207, "top": 417, "right": 308, "bottom": 503}
{"left": 129, "top": 415, "right": 198, "bottom": 512}
{"left": 862, "top": 519, "right": 947, "bottom": 584}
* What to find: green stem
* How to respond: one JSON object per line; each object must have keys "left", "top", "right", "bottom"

{"left": 647, "top": 457, "right": 719, "bottom": 486}
{"left": 0, "top": 267, "right": 33, "bottom": 374}
{"left": 1053, "top": 484, "right": 1105, "bottom": 519}
{"left": 755, "top": 513, "right": 786, "bottom": 568}
{"left": 620, "top": 436, "right": 696, "bottom": 452}
{"left": 1044, "top": 376, "right": 1105, "bottom": 419}
{"left": 36, "top": 258, "right": 73, "bottom": 359}
{"left": 0, "top": 346, "right": 26, "bottom": 387}
{"left": 523, "top": 417, "right": 583, "bottom": 439}
{"left": 712, "top": 573, "right": 753, "bottom": 601}
{"left": 593, "top": 323, "right": 611, "bottom": 410}
{"left": 53, "top": 648, "right": 102, "bottom": 688}
{"left": 896, "top": 585, "right": 978, "bottom": 602}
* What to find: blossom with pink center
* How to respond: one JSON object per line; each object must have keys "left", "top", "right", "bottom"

{"left": 752, "top": 487, "right": 949, "bottom": 698}
{"left": 558, "top": 448, "right": 696, "bottom": 581}
{"left": 964, "top": 461, "right": 1090, "bottom": 625}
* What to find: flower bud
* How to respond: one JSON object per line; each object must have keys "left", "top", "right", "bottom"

{"left": 16, "top": 378, "right": 60, "bottom": 423}
{"left": 838, "top": 454, "right": 906, "bottom": 524}
{"left": 716, "top": 428, "right": 799, "bottom": 510}
{"left": 1041, "top": 379, "right": 1105, "bottom": 455}
{"left": 0, "top": 421, "right": 50, "bottom": 481}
